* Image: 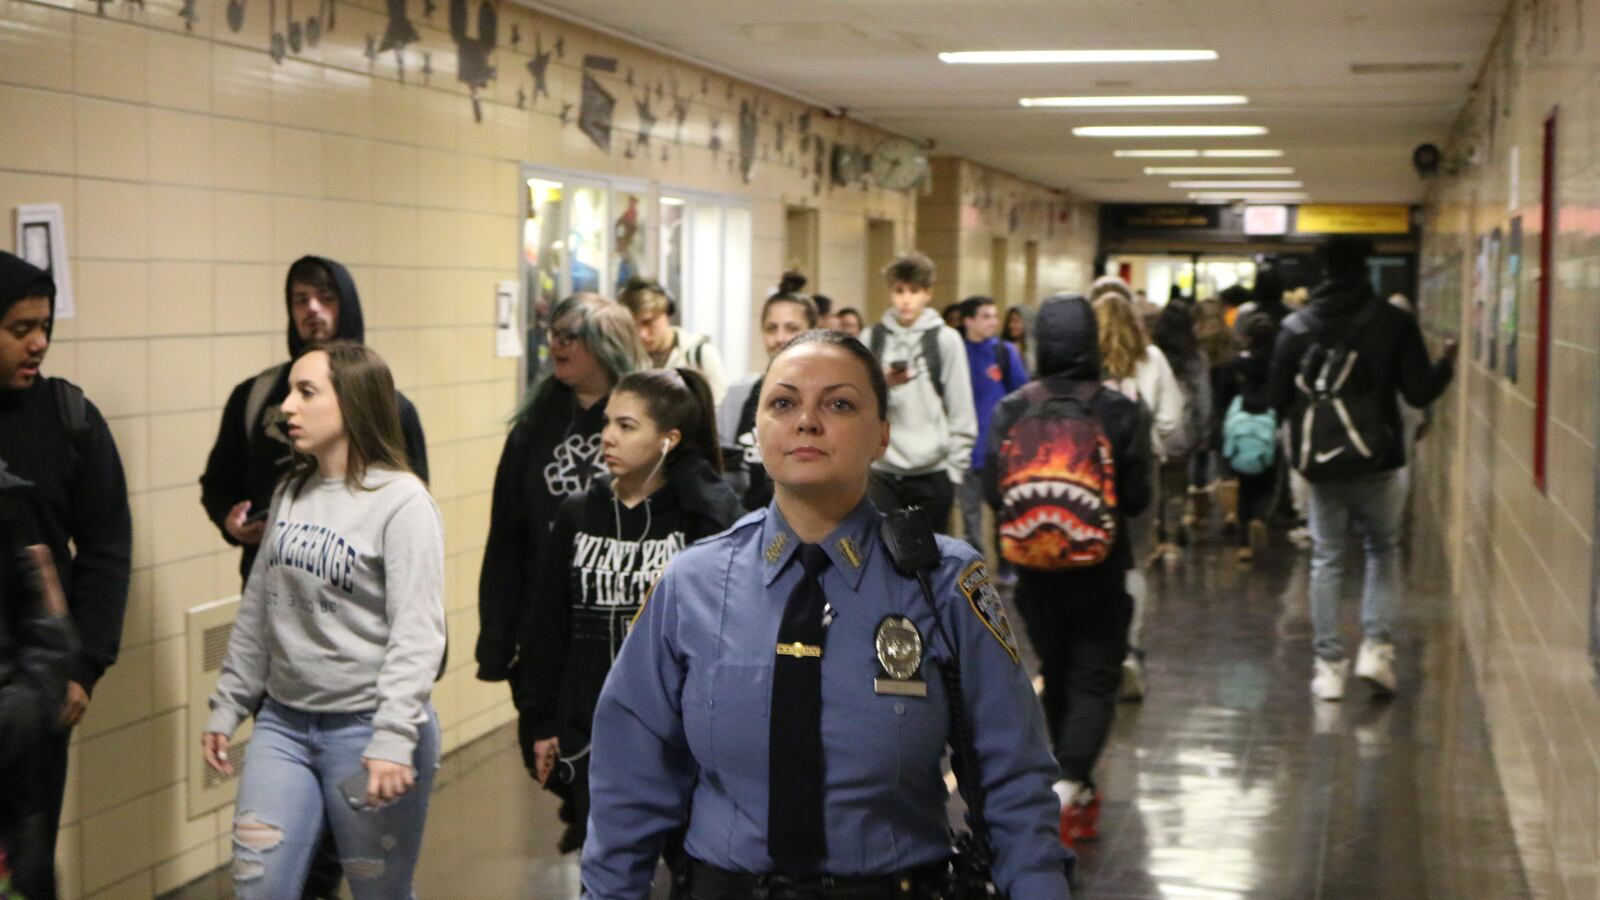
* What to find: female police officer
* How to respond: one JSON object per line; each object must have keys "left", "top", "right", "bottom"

{"left": 581, "top": 331, "right": 1070, "bottom": 899}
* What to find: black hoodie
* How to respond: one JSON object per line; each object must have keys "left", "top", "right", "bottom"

{"left": 0, "top": 255, "right": 130, "bottom": 693}
{"left": 1266, "top": 278, "right": 1454, "bottom": 473}
{"left": 476, "top": 383, "right": 610, "bottom": 682}
{"left": 0, "top": 459, "right": 75, "bottom": 800}
{"left": 982, "top": 294, "right": 1152, "bottom": 573}
{"left": 199, "top": 256, "right": 430, "bottom": 582}
{"left": 514, "top": 454, "right": 741, "bottom": 761}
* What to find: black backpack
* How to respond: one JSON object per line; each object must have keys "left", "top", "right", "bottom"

{"left": 1283, "top": 302, "right": 1397, "bottom": 481}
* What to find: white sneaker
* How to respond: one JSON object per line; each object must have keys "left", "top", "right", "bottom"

{"left": 1311, "top": 657, "right": 1350, "bottom": 701}
{"left": 1119, "top": 652, "right": 1146, "bottom": 702}
{"left": 1355, "top": 641, "right": 1397, "bottom": 695}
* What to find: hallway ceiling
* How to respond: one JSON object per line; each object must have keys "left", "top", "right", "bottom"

{"left": 521, "top": 0, "right": 1506, "bottom": 204}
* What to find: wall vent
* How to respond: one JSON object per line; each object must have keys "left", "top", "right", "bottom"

{"left": 187, "top": 596, "right": 251, "bottom": 819}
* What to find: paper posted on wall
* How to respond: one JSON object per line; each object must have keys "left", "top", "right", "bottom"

{"left": 496, "top": 280, "right": 523, "bottom": 358}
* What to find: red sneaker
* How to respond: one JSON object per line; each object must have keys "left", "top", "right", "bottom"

{"left": 1058, "top": 793, "right": 1101, "bottom": 848}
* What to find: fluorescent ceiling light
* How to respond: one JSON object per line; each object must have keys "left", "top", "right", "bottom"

{"left": 1144, "top": 166, "right": 1294, "bottom": 175}
{"left": 940, "top": 49, "right": 1218, "bottom": 64}
{"left": 1170, "top": 180, "right": 1303, "bottom": 189}
{"left": 1074, "top": 125, "right": 1267, "bottom": 137}
{"left": 1202, "top": 149, "right": 1284, "bottom": 157}
{"left": 1188, "top": 191, "right": 1310, "bottom": 202}
{"left": 1020, "top": 95, "right": 1247, "bottom": 108}
{"left": 1114, "top": 149, "right": 1201, "bottom": 158}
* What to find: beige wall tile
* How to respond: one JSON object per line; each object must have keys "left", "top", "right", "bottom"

{"left": 148, "top": 409, "right": 218, "bottom": 490}
{"left": 149, "top": 634, "right": 187, "bottom": 715}
{"left": 73, "top": 260, "right": 150, "bottom": 339}
{"left": 54, "top": 821, "right": 81, "bottom": 899}
{"left": 211, "top": 44, "right": 273, "bottom": 123}
{"left": 272, "top": 126, "right": 325, "bottom": 198}
{"left": 76, "top": 98, "right": 148, "bottom": 182}
{"left": 78, "top": 719, "right": 157, "bottom": 819}
{"left": 154, "top": 843, "right": 217, "bottom": 896}
{"left": 148, "top": 337, "right": 215, "bottom": 414}
{"left": 322, "top": 200, "right": 376, "bottom": 267}
{"left": 74, "top": 339, "right": 149, "bottom": 418}
{"left": 106, "top": 413, "right": 149, "bottom": 497}
{"left": 209, "top": 335, "right": 279, "bottom": 407}
{"left": 74, "top": 14, "right": 148, "bottom": 104}
{"left": 372, "top": 141, "right": 420, "bottom": 206}
{"left": 211, "top": 191, "right": 275, "bottom": 263}
{"left": 147, "top": 108, "right": 214, "bottom": 188}
{"left": 79, "top": 179, "right": 151, "bottom": 260}
{"left": 0, "top": 0, "right": 74, "bottom": 93}
{"left": 147, "top": 30, "right": 213, "bottom": 114}
{"left": 80, "top": 793, "right": 157, "bottom": 894}
{"left": 149, "top": 261, "right": 216, "bottom": 336}
{"left": 322, "top": 134, "right": 375, "bottom": 202}
{"left": 0, "top": 85, "right": 74, "bottom": 175}
{"left": 272, "top": 195, "right": 329, "bottom": 262}
{"left": 212, "top": 119, "right": 274, "bottom": 193}
{"left": 148, "top": 185, "right": 216, "bottom": 262}
{"left": 212, "top": 262, "right": 281, "bottom": 334}
{"left": 80, "top": 643, "right": 153, "bottom": 739}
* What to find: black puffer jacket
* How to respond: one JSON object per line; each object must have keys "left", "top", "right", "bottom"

{"left": 515, "top": 454, "right": 741, "bottom": 769}
{"left": 982, "top": 294, "right": 1152, "bottom": 572}
{"left": 0, "top": 459, "right": 75, "bottom": 810}
{"left": 1266, "top": 279, "right": 1454, "bottom": 473}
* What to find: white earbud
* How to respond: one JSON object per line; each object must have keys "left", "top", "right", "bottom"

{"left": 661, "top": 438, "right": 672, "bottom": 454}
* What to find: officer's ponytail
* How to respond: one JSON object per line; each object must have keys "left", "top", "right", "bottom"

{"left": 613, "top": 368, "right": 723, "bottom": 473}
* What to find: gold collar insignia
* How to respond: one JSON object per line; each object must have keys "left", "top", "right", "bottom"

{"left": 835, "top": 536, "right": 864, "bottom": 570}
{"left": 764, "top": 532, "right": 789, "bottom": 563}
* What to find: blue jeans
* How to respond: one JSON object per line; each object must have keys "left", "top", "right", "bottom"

{"left": 1307, "top": 470, "right": 1406, "bottom": 661}
{"left": 231, "top": 699, "right": 441, "bottom": 899}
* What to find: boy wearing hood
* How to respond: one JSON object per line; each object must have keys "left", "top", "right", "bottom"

{"left": 201, "top": 256, "right": 430, "bottom": 583}
{"left": 982, "top": 294, "right": 1152, "bottom": 846}
{"left": 0, "top": 252, "right": 132, "bottom": 900}
{"left": 1267, "top": 238, "right": 1456, "bottom": 701}
{"left": 864, "top": 252, "right": 977, "bottom": 534}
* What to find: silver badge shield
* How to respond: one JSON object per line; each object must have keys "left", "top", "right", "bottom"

{"left": 874, "top": 615, "right": 927, "bottom": 697}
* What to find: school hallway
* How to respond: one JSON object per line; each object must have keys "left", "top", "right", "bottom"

{"left": 165, "top": 516, "right": 1530, "bottom": 900}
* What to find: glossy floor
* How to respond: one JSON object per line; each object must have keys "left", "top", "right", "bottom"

{"left": 168, "top": 525, "right": 1529, "bottom": 899}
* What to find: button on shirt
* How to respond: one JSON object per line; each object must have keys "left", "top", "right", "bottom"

{"left": 580, "top": 497, "right": 1069, "bottom": 899}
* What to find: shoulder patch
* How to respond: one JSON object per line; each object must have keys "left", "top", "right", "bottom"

{"left": 956, "top": 561, "right": 1020, "bottom": 665}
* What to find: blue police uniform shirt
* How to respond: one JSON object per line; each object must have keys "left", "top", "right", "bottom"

{"left": 580, "top": 496, "right": 1070, "bottom": 899}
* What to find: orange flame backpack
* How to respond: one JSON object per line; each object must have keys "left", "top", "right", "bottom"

{"left": 995, "top": 381, "right": 1119, "bottom": 571}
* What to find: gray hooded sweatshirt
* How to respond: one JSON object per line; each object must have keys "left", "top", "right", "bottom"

{"left": 871, "top": 307, "right": 979, "bottom": 481}
{"left": 205, "top": 468, "right": 446, "bottom": 765}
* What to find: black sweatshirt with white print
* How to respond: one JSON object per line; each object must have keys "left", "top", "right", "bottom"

{"left": 516, "top": 454, "right": 741, "bottom": 754}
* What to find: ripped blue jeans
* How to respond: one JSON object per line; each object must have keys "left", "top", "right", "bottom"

{"left": 230, "top": 698, "right": 440, "bottom": 899}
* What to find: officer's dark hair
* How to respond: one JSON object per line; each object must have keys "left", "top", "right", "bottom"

{"left": 1320, "top": 236, "right": 1374, "bottom": 281}
{"left": 766, "top": 330, "right": 890, "bottom": 422}
{"left": 762, "top": 291, "right": 819, "bottom": 327}
{"left": 612, "top": 367, "right": 722, "bottom": 473}
{"left": 957, "top": 295, "right": 996, "bottom": 322}
{"left": 883, "top": 251, "right": 935, "bottom": 288}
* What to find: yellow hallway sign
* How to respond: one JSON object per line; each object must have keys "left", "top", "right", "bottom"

{"left": 1294, "top": 205, "right": 1412, "bottom": 234}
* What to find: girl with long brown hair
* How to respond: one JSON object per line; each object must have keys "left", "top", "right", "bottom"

{"left": 203, "top": 342, "right": 446, "bottom": 898}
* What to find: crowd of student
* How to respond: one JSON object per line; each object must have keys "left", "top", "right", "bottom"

{"left": 0, "top": 233, "right": 1454, "bottom": 899}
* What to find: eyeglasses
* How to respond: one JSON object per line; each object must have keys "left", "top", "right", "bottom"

{"left": 547, "top": 326, "right": 582, "bottom": 348}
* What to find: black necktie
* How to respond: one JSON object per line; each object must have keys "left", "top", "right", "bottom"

{"left": 769, "top": 543, "right": 831, "bottom": 875}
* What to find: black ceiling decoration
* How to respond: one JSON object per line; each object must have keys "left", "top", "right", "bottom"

{"left": 737, "top": 98, "right": 758, "bottom": 183}
{"left": 636, "top": 97, "right": 656, "bottom": 147}
{"left": 448, "top": 0, "right": 498, "bottom": 122}
{"left": 378, "top": 0, "right": 418, "bottom": 53}
{"left": 579, "top": 71, "right": 616, "bottom": 152}
{"left": 528, "top": 34, "right": 553, "bottom": 99}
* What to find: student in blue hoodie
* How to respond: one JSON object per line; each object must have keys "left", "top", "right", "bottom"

{"left": 957, "top": 296, "right": 1028, "bottom": 575}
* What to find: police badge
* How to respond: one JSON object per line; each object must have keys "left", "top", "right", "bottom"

{"left": 873, "top": 615, "right": 927, "bottom": 697}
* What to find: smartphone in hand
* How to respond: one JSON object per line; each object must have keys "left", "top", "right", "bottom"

{"left": 338, "top": 769, "right": 373, "bottom": 811}
{"left": 243, "top": 507, "right": 271, "bottom": 526}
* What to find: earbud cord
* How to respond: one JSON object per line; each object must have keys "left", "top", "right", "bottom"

{"left": 609, "top": 444, "right": 666, "bottom": 661}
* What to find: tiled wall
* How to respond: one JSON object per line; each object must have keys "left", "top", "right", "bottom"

{"left": 916, "top": 157, "right": 1098, "bottom": 313}
{"left": 0, "top": 0, "right": 1097, "bottom": 895}
{"left": 1416, "top": 1, "right": 1600, "bottom": 894}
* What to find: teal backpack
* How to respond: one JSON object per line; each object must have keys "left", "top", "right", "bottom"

{"left": 1222, "top": 395, "right": 1278, "bottom": 476}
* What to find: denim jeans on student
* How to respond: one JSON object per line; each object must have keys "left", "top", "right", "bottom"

{"left": 231, "top": 698, "right": 441, "bottom": 900}
{"left": 1307, "top": 469, "right": 1406, "bottom": 662}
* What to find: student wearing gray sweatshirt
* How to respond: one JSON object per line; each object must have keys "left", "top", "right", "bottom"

{"left": 203, "top": 342, "right": 446, "bottom": 900}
